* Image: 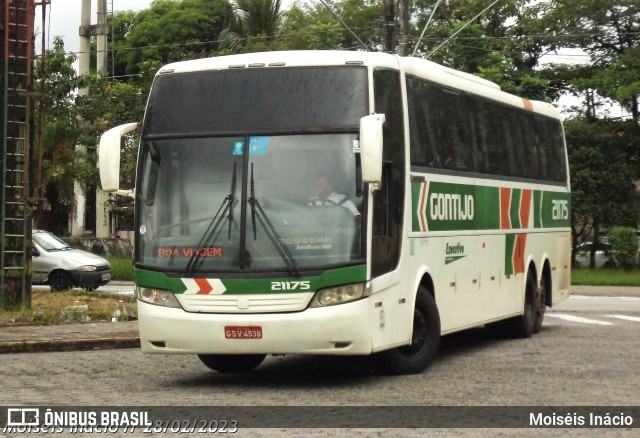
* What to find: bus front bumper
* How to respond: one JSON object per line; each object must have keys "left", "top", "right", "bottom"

{"left": 137, "top": 298, "right": 373, "bottom": 355}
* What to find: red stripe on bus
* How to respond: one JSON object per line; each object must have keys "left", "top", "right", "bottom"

{"left": 500, "top": 188, "right": 511, "bottom": 229}
{"left": 514, "top": 234, "right": 527, "bottom": 274}
{"left": 520, "top": 189, "right": 532, "bottom": 229}
{"left": 195, "top": 278, "right": 213, "bottom": 295}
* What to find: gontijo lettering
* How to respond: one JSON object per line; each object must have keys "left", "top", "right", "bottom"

{"left": 430, "top": 193, "right": 474, "bottom": 221}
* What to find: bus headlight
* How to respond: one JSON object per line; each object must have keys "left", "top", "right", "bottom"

{"left": 136, "top": 286, "right": 182, "bottom": 309}
{"left": 309, "top": 283, "right": 366, "bottom": 307}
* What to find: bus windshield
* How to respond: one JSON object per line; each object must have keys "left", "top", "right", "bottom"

{"left": 136, "top": 134, "right": 365, "bottom": 274}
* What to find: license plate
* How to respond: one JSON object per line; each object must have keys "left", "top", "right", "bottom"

{"left": 101, "top": 273, "right": 111, "bottom": 281}
{"left": 224, "top": 326, "right": 262, "bottom": 339}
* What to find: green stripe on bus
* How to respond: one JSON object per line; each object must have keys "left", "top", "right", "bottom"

{"left": 475, "top": 185, "right": 500, "bottom": 230}
{"left": 540, "top": 191, "right": 571, "bottom": 228}
{"left": 509, "top": 189, "right": 521, "bottom": 229}
{"left": 135, "top": 265, "right": 367, "bottom": 294}
{"left": 505, "top": 234, "right": 516, "bottom": 276}
{"left": 410, "top": 178, "right": 570, "bottom": 232}
{"left": 411, "top": 181, "right": 422, "bottom": 231}
{"left": 534, "top": 190, "right": 543, "bottom": 228}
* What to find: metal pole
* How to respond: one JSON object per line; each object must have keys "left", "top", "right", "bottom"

{"left": 1, "top": 0, "right": 10, "bottom": 306}
{"left": 22, "top": 0, "right": 35, "bottom": 303}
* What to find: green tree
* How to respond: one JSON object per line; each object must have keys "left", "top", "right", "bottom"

{"left": 565, "top": 118, "right": 640, "bottom": 267}
{"left": 218, "top": 0, "right": 283, "bottom": 52}
{"left": 543, "top": 0, "right": 640, "bottom": 120}
{"left": 608, "top": 226, "right": 639, "bottom": 270}
{"left": 33, "top": 37, "right": 90, "bottom": 233}
{"left": 120, "top": 0, "right": 234, "bottom": 75}
{"left": 276, "top": 2, "right": 344, "bottom": 50}
{"left": 408, "top": 0, "right": 562, "bottom": 101}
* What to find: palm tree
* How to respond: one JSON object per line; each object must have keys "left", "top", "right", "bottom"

{"left": 219, "top": 0, "right": 283, "bottom": 52}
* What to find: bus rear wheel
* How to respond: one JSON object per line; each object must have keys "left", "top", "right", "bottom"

{"left": 375, "top": 286, "right": 440, "bottom": 375}
{"left": 533, "top": 272, "right": 547, "bottom": 334}
{"left": 198, "top": 354, "right": 266, "bottom": 373}
{"left": 507, "top": 269, "right": 539, "bottom": 338}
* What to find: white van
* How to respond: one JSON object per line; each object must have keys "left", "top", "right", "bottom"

{"left": 32, "top": 230, "right": 112, "bottom": 291}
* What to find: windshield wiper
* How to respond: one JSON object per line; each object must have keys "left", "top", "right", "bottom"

{"left": 183, "top": 161, "right": 237, "bottom": 276}
{"left": 247, "top": 163, "right": 300, "bottom": 277}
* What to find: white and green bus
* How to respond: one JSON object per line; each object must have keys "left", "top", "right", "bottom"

{"left": 99, "top": 51, "right": 571, "bottom": 375}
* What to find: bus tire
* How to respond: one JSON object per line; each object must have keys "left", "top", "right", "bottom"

{"left": 375, "top": 286, "right": 440, "bottom": 375}
{"left": 197, "top": 354, "right": 266, "bottom": 373}
{"left": 533, "top": 272, "right": 547, "bottom": 334}
{"left": 507, "top": 269, "right": 538, "bottom": 338}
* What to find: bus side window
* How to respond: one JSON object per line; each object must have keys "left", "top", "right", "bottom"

{"left": 372, "top": 68, "right": 405, "bottom": 277}
{"left": 373, "top": 162, "right": 392, "bottom": 237}
{"left": 441, "top": 88, "right": 471, "bottom": 171}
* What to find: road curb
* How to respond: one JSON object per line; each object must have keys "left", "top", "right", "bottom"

{"left": 0, "top": 336, "right": 140, "bottom": 354}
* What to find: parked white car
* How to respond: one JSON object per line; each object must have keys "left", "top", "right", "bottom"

{"left": 574, "top": 242, "right": 611, "bottom": 268}
{"left": 32, "top": 230, "right": 112, "bottom": 291}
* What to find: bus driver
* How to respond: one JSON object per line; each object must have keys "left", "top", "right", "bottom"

{"left": 308, "top": 173, "right": 360, "bottom": 216}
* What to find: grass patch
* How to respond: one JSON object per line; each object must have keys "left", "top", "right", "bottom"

{"left": 572, "top": 268, "right": 640, "bottom": 286}
{"left": 0, "top": 289, "right": 136, "bottom": 325}
{"left": 106, "top": 256, "right": 134, "bottom": 281}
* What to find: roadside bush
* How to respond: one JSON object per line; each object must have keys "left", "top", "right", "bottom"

{"left": 106, "top": 256, "right": 134, "bottom": 281}
{"left": 608, "top": 227, "right": 639, "bottom": 271}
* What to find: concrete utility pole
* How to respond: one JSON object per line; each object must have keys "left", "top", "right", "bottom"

{"left": 72, "top": 0, "right": 91, "bottom": 236}
{"left": 398, "top": 0, "right": 410, "bottom": 56}
{"left": 74, "top": 0, "right": 110, "bottom": 238}
{"left": 95, "top": 0, "right": 110, "bottom": 238}
{"left": 384, "top": 0, "right": 395, "bottom": 53}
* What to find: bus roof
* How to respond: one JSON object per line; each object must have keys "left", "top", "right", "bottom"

{"left": 157, "top": 50, "right": 400, "bottom": 73}
{"left": 157, "top": 50, "right": 561, "bottom": 120}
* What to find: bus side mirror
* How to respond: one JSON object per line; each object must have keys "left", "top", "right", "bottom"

{"left": 98, "top": 122, "right": 138, "bottom": 192}
{"left": 359, "top": 114, "right": 385, "bottom": 189}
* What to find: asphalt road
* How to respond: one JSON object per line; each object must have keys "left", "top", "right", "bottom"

{"left": 1, "top": 294, "right": 638, "bottom": 437}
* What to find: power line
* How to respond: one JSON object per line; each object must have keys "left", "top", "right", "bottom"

{"left": 425, "top": 0, "right": 502, "bottom": 59}
{"left": 47, "top": 29, "right": 640, "bottom": 59}
{"left": 412, "top": 0, "right": 444, "bottom": 56}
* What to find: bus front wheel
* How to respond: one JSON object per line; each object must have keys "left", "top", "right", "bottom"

{"left": 375, "top": 286, "right": 440, "bottom": 375}
{"left": 198, "top": 354, "right": 266, "bottom": 373}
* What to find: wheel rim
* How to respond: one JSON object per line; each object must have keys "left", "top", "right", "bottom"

{"left": 536, "top": 276, "right": 547, "bottom": 324}
{"left": 51, "top": 274, "right": 70, "bottom": 291}
{"left": 399, "top": 308, "right": 428, "bottom": 357}
{"left": 524, "top": 276, "right": 536, "bottom": 326}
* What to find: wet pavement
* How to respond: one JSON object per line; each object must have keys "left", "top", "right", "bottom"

{"left": 0, "top": 285, "right": 638, "bottom": 354}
